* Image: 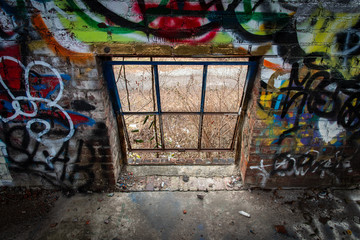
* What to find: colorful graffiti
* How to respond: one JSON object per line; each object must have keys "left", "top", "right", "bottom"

{"left": 0, "top": 0, "right": 359, "bottom": 188}
{"left": 0, "top": 1, "right": 359, "bottom": 58}
{"left": 0, "top": 0, "right": 296, "bottom": 60}
{"left": 51, "top": 0, "right": 290, "bottom": 44}
{"left": 0, "top": 51, "right": 96, "bottom": 188}
{"left": 0, "top": 55, "right": 95, "bottom": 140}
{"left": 254, "top": 7, "right": 360, "bottom": 186}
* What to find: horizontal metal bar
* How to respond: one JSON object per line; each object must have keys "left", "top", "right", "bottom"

{"left": 121, "top": 112, "right": 240, "bottom": 115}
{"left": 105, "top": 61, "right": 256, "bottom": 66}
{"left": 122, "top": 112, "right": 158, "bottom": 115}
{"left": 128, "top": 148, "right": 232, "bottom": 152}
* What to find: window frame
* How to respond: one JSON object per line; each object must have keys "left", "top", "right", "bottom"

{"left": 103, "top": 59, "right": 257, "bottom": 153}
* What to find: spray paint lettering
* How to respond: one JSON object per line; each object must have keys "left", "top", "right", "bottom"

{"left": 0, "top": 55, "right": 96, "bottom": 188}
{"left": 0, "top": 56, "right": 94, "bottom": 145}
{"left": 44, "top": 0, "right": 291, "bottom": 46}
{"left": 250, "top": 150, "right": 352, "bottom": 187}
{"left": 2, "top": 123, "right": 108, "bottom": 190}
{"left": 0, "top": 0, "right": 359, "bottom": 188}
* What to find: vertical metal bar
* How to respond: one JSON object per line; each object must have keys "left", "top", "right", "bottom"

{"left": 103, "top": 63, "right": 121, "bottom": 113}
{"left": 150, "top": 58, "right": 160, "bottom": 157}
{"left": 153, "top": 65, "right": 165, "bottom": 150}
{"left": 230, "top": 115, "right": 240, "bottom": 150}
{"left": 103, "top": 62, "right": 128, "bottom": 164}
{"left": 198, "top": 65, "right": 208, "bottom": 149}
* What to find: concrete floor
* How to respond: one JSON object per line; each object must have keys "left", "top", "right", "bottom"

{"left": 2, "top": 188, "right": 360, "bottom": 240}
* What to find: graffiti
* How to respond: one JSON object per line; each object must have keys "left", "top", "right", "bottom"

{"left": 257, "top": 50, "right": 360, "bottom": 184}
{"left": 259, "top": 57, "right": 360, "bottom": 147}
{"left": 249, "top": 159, "right": 270, "bottom": 188}
{"left": 250, "top": 150, "right": 352, "bottom": 187}
{"left": 281, "top": 56, "right": 359, "bottom": 134}
{"left": 0, "top": 56, "right": 94, "bottom": 145}
{"left": 0, "top": 139, "right": 12, "bottom": 185}
{"left": 31, "top": 13, "right": 93, "bottom": 64}
{"left": 0, "top": 0, "right": 358, "bottom": 188}
{"left": 41, "top": 0, "right": 292, "bottom": 45}
{"left": 0, "top": 0, "right": 23, "bottom": 49}
{"left": 0, "top": 0, "right": 297, "bottom": 62}
{"left": 0, "top": 54, "right": 97, "bottom": 189}
{"left": 252, "top": 5, "right": 360, "bottom": 186}
{"left": 1, "top": 123, "right": 106, "bottom": 190}
{"left": 71, "top": 100, "right": 96, "bottom": 112}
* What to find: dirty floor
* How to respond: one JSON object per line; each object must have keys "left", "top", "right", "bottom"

{"left": 1, "top": 186, "right": 360, "bottom": 240}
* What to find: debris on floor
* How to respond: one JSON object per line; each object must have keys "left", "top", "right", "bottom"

{"left": 197, "top": 194, "right": 205, "bottom": 200}
{"left": 116, "top": 171, "right": 136, "bottom": 191}
{"left": 50, "top": 223, "right": 58, "bottom": 228}
{"left": 1, "top": 188, "right": 360, "bottom": 239}
{"left": 114, "top": 170, "right": 245, "bottom": 192}
{"left": 227, "top": 176, "right": 242, "bottom": 188}
{"left": 104, "top": 216, "right": 111, "bottom": 224}
{"left": 182, "top": 175, "right": 189, "bottom": 182}
{"left": 275, "top": 225, "right": 287, "bottom": 234}
{"left": 238, "top": 211, "right": 251, "bottom": 218}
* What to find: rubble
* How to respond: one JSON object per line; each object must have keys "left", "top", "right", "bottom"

{"left": 238, "top": 211, "right": 250, "bottom": 218}
{"left": 182, "top": 175, "right": 189, "bottom": 182}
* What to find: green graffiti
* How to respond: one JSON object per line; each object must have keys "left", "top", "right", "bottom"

{"left": 60, "top": 0, "right": 135, "bottom": 34}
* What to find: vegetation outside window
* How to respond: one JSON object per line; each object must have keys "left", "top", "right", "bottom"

{"left": 104, "top": 58, "right": 256, "bottom": 164}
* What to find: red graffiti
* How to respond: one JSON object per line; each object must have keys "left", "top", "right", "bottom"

{"left": 0, "top": 45, "right": 21, "bottom": 90}
{"left": 0, "top": 49, "right": 94, "bottom": 128}
{"left": 133, "top": 0, "right": 218, "bottom": 43}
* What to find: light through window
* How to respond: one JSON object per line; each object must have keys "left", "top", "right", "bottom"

{"left": 104, "top": 58, "right": 256, "bottom": 164}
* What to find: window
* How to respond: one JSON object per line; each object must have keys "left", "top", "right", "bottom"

{"left": 104, "top": 58, "right": 257, "bottom": 164}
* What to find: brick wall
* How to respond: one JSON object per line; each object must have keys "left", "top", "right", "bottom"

{"left": 0, "top": 0, "right": 359, "bottom": 190}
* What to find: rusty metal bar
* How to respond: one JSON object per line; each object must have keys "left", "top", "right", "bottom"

{"left": 121, "top": 112, "right": 239, "bottom": 115}
{"left": 107, "top": 61, "right": 256, "bottom": 66}
{"left": 129, "top": 148, "right": 232, "bottom": 152}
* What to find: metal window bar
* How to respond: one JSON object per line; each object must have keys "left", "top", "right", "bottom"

{"left": 198, "top": 65, "right": 208, "bottom": 149}
{"left": 153, "top": 65, "right": 165, "bottom": 150}
{"left": 104, "top": 60, "right": 257, "bottom": 153}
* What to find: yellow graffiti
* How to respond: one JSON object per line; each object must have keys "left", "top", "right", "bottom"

{"left": 297, "top": 8, "right": 360, "bottom": 79}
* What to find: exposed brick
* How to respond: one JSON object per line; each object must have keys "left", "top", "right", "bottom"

{"left": 4, "top": 2, "right": 360, "bottom": 191}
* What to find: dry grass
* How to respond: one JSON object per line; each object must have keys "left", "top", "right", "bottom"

{"left": 113, "top": 58, "right": 248, "bottom": 162}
